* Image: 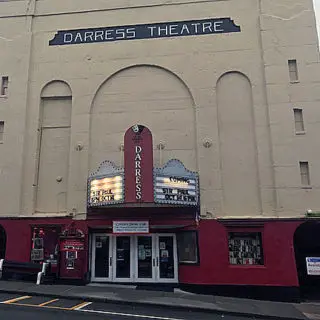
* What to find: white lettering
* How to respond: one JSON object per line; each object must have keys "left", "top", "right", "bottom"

{"left": 180, "top": 24, "right": 190, "bottom": 35}
{"left": 135, "top": 153, "right": 142, "bottom": 161}
{"left": 105, "top": 29, "right": 114, "bottom": 40}
{"left": 84, "top": 32, "right": 94, "bottom": 42}
{"left": 158, "top": 25, "right": 168, "bottom": 36}
{"left": 126, "top": 28, "right": 136, "bottom": 39}
{"left": 169, "top": 24, "right": 179, "bottom": 35}
{"left": 135, "top": 161, "right": 141, "bottom": 169}
{"left": 74, "top": 32, "right": 83, "bottom": 42}
{"left": 135, "top": 146, "right": 142, "bottom": 200}
{"left": 94, "top": 30, "right": 104, "bottom": 41}
{"left": 135, "top": 169, "right": 141, "bottom": 178}
{"left": 115, "top": 28, "right": 125, "bottom": 39}
{"left": 148, "top": 26, "right": 157, "bottom": 37}
{"left": 191, "top": 23, "right": 200, "bottom": 33}
{"left": 214, "top": 21, "right": 224, "bottom": 32}
{"left": 64, "top": 33, "right": 73, "bottom": 43}
{"left": 202, "top": 22, "right": 212, "bottom": 33}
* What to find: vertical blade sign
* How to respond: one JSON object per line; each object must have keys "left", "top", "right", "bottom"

{"left": 124, "top": 125, "right": 154, "bottom": 203}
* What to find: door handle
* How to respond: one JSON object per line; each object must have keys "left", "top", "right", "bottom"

{"left": 152, "top": 258, "right": 155, "bottom": 267}
{"left": 156, "top": 257, "right": 159, "bottom": 267}
{"left": 109, "top": 257, "right": 112, "bottom": 266}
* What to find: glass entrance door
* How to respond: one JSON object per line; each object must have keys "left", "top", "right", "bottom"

{"left": 156, "top": 235, "right": 178, "bottom": 282}
{"left": 113, "top": 236, "right": 132, "bottom": 281}
{"left": 135, "top": 234, "right": 178, "bottom": 283}
{"left": 136, "top": 236, "right": 155, "bottom": 282}
{"left": 91, "top": 233, "right": 178, "bottom": 283}
{"left": 91, "top": 234, "right": 112, "bottom": 281}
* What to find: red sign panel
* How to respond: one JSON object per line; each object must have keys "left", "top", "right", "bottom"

{"left": 124, "top": 125, "right": 154, "bottom": 203}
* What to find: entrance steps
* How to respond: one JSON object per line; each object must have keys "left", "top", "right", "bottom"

{"left": 87, "top": 282, "right": 179, "bottom": 293}
{"left": 87, "top": 283, "right": 136, "bottom": 289}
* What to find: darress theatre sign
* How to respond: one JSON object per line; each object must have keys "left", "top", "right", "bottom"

{"left": 87, "top": 126, "right": 200, "bottom": 208}
{"left": 49, "top": 18, "right": 241, "bottom": 46}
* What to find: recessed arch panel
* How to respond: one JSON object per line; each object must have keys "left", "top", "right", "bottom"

{"left": 89, "top": 64, "right": 196, "bottom": 171}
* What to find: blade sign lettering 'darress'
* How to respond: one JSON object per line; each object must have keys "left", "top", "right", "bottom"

{"left": 124, "top": 125, "right": 154, "bottom": 203}
{"left": 49, "top": 18, "right": 241, "bottom": 46}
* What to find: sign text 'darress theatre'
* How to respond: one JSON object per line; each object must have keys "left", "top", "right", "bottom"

{"left": 49, "top": 18, "right": 241, "bottom": 46}
{"left": 124, "top": 125, "right": 154, "bottom": 203}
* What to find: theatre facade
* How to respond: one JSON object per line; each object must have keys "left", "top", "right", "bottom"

{"left": 1, "top": 0, "right": 320, "bottom": 301}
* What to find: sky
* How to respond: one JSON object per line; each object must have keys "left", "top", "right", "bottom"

{"left": 314, "top": 0, "right": 320, "bottom": 43}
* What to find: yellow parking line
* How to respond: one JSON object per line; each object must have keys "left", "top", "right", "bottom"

{"left": 2, "top": 296, "right": 90, "bottom": 312}
{"left": 3, "top": 296, "right": 31, "bottom": 304}
{"left": 38, "top": 299, "right": 59, "bottom": 307}
{"left": 69, "top": 301, "right": 90, "bottom": 310}
{"left": 9, "top": 302, "right": 70, "bottom": 310}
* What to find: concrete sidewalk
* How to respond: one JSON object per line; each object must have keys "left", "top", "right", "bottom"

{"left": 0, "top": 280, "right": 314, "bottom": 319}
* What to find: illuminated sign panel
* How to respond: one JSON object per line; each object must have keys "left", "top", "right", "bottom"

{"left": 88, "top": 161, "right": 124, "bottom": 207}
{"left": 155, "top": 176, "right": 197, "bottom": 203}
{"left": 154, "top": 160, "right": 199, "bottom": 206}
{"left": 89, "top": 175, "right": 123, "bottom": 205}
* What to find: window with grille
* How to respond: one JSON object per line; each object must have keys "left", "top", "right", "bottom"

{"left": 228, "top": 232, "right": 264, "bottom": 265}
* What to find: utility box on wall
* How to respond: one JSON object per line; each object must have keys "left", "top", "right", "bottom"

{"left": 59, "top": 226, "right": 86, "bottom": 280}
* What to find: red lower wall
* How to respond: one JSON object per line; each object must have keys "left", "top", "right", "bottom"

{"left": 179, "top": 219, "right": 302, "bottom": 287}
{"left": 0, "top": 218, "right": 73, "bottom": 262}
{"left": 0, "top": 217, "right": 302, "bottom": 287}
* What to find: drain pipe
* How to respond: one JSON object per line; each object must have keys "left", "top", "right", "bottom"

{"left": 0, "top": 259, "right": 4, "bottom": 279}
{"left": 36, "top": 262, "right": 48, "bottom": 285}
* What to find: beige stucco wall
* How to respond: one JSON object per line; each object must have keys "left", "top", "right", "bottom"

{"left": 0, "top": 0, "right": 319, "bottom": 219}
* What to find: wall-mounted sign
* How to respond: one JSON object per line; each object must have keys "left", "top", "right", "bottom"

{"left": 124, "top": 125, "right": 154, "bottom": 203}
{"left": 49, "top": 18, "right": 241, "bottom": 46}
{"left": 154, "top": 159, "right": 199, "bottom": 206}
{"left": 88, "top": 161, "right": 124, "bottom": 206}
{"left": 113, "top": 221, "right": 149, "bottom": 234}
{"left": 61, "top": 239, "right": 84, "bottom": 251}
{"left": 306, "top": 257, "right": 320, "bottom": 275}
